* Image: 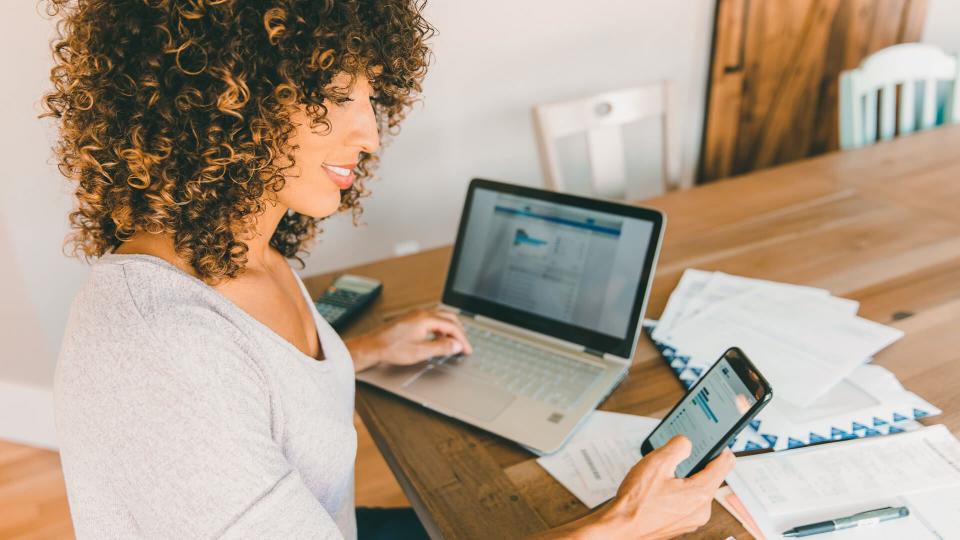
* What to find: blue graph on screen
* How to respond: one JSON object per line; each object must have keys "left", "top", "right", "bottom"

{"left": 513, "top": 228, "right": 548, "bottom": 246}
{"left": 693, "top": 388, "right": 719, "bottom": 423}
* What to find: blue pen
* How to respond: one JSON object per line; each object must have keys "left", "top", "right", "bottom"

{"left": 782, "top": 506, "right": 910, "bottom": 537}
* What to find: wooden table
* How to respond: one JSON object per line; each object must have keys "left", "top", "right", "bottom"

{"left": 303, "top": 125, "right": 960, "bottom": 539}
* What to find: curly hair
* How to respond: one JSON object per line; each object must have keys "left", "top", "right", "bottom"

{"left": 42, "top": 0, "right": 433, "bottom": 281}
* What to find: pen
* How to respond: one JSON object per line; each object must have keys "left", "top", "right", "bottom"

{"left": 782, "top": 506, "right": 910, "bottom": 537}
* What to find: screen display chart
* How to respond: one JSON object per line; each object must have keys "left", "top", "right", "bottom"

{"left": 647, "top": 357, "right": 757, "bottom": 477}
{"left": 452, "top": 188, "right": 655, "bottom": 339}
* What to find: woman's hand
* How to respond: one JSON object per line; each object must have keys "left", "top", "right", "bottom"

{"left": 530, "top": 435, "right": 735, "bottom": 539}
{"left": 602, "top": 435, "right": 735, "bottom": 538}
{"left": 345, "top": 308, "right": 474, "bottom": 372}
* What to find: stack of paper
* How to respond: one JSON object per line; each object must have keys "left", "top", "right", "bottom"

{"left": 648, "top": 269, "right": 940, "bottom": 450}
{"left": 724, "top": 424, "right": 960, "bottom": 539}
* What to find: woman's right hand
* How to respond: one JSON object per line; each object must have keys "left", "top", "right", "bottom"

{"left": 530, "top": 435, "right": 735, "bottom": 539}
{"left": 600, "top": 435, "right": 736, "bottom": 539}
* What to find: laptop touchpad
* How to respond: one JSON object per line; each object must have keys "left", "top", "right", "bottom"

{"left": 404, "top": 367, "right": 515, "bottom": 422}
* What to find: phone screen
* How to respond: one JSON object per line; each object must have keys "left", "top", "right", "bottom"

{"left": 646, "top": 356, "right": 759, "bottom": 477}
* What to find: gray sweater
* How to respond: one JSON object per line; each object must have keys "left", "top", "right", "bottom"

{"left": 55, "top": 254, "right": 357, "bottom": 539}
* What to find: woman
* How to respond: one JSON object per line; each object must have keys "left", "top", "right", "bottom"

{"left": 45, "top": 1, "right": 734, "bottom": 538}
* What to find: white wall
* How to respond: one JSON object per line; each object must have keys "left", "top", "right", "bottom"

{"left": 305, "top": 0, "right": 715, "bottom": 277}
{"left": 0, "top": 3, "right": 88, "bottom": 392}
{"left": 925, "top": 0, "right": 960, "bottom": 53}
{"left": 1, "top": 0, "right": 957, "bottom": 447}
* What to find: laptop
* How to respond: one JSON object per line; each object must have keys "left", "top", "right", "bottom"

{"left": 357, "top": 178, "right": 665, "bottom": 453}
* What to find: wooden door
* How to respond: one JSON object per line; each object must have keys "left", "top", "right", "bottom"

{"left": 699, "top": 0, "right": 928, "bottom": 182}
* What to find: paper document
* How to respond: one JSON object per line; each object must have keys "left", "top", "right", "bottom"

{"left": 567, "top": 434, "right": 647, "bottom": 492}
{"left": 666, "top": 288, "right": 903, "bottom": 406}
{"left": 651, "top": 269, "right": 713, "bottom": 343}
{"left": 536, "top": 411, "right": 659, "bottom": 509}
{"left": 905, "top": 488, "right": 960, "bottom": 538}
{"left": 725, "top": 424, "right": 960, "bottom": 539}
{"left": 652, "top": 269, "right": 904, "bottom": 408}
{"left": 743, "top": 364, "right": 939, "bottom": 451}
{"left": 737, "top": 428, "right": 960, "bottom": 514}
{"left": 653, "top": 270, "right": 840, "bottom": 344}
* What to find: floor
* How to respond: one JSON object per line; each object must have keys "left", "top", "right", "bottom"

{"left": 0, "top": 414, "right": 407, "bottom": 539}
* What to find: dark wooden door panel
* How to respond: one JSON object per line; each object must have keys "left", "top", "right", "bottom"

{"left": 700, "top": 0, "right": 928, "bottom": 182}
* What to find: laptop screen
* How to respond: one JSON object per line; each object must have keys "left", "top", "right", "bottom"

{"left": 443, "top": 179, "right": 664, "bottom": 358}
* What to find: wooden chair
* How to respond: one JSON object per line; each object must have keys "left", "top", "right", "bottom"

{"left": 532, "top": 82, "right": 681, "bottom": 200}
{"left": 839, "top": 43, "right": 960, "bottom": 150}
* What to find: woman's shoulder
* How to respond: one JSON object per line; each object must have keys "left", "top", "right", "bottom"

{"left": 72, "top": 253, "right": 238, "bottom": 331}
{"left": 58, "top": 254, "right": 262, "bottom": 391}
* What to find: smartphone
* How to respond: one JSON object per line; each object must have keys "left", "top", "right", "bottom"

{"left": 640, "top": 347, "right": 773, "bottom": 477}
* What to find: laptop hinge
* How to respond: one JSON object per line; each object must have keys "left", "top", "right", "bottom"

{"left": 584, "top": 347, "right": 605, "bottom": 358}
{"left": 459, "top": 310, "right": 476, "bottom": 318}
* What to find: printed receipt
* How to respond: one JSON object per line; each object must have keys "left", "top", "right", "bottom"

{"left": 536, "top": 411, "right": 659, "bottom": 509}
{"left": 569, "top": 434, "right": 647, "bottom": 492}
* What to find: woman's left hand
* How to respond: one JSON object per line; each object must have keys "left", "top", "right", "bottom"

{"left": 346, "top": 308, "right": 474, "bottom": 372}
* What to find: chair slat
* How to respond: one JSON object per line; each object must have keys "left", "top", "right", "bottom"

{"left": 839, "top": 72, "right": 861, "bottom": 149}
{"left": 864, "top": 90, "right": 878, "bottom": 145}
{"left": 532, "top": 108, "right": 567, "bottom": 192}
{"left": 921, "top": 78, "right": 938, "bottom": 130}
{"left": 899, "top": 81, "right": 916, "bottom": 135}
{"left": 880, "top": 84, "right": 896, "bottom": 141}
{"left": 586, "top": 125, "right": 627, "bottom": 199}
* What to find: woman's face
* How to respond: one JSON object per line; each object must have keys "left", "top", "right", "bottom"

{"left": 279, "top": 72, "right": 380, "bottom": 218}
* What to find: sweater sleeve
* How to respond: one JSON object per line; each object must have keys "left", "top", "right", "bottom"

{"left": 56, "top": 295, "right": 343, "bottom": 539}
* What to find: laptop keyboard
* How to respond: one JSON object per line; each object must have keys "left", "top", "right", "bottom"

{"left": 439, "top": 324, "right": 605, "bottom": 409}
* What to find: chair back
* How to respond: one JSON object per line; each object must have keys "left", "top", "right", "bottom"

{"left": 840, "top": 43, "right": 960, "bottom": 149}
{"left": 532, "top": 82, "right": 680, "bottom": 199}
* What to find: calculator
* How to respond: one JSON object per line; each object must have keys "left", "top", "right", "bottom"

{"left": 314, "top": 274, "right": 383, "bottom": 331}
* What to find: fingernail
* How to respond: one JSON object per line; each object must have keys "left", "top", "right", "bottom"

{"left": 451, "top": 341, "right": 463, "bottom": 354}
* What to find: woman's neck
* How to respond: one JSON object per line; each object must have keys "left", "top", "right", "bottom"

{"left": 245, "top": 197, "right": 289, "bottom": 270}
{"left": 114, "top": 197, "right": 290, "bottom": 277}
